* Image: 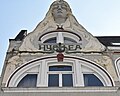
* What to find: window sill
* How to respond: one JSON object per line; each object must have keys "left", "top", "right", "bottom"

{"left": 2, "top": 87, "right": 118, "bottom": 93}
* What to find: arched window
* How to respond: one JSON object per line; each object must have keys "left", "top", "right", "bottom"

{"left": 17, "top": 74, "right": 37, "bottom": 88}
{"left": 64, "top": 37, "right": 77, "bottom": 43}
{"left": 43, "top": 36, "right": 77, "bottom": 44}
{"left": 83, "top": 74, "right": 103, "bottom": 86}
{"left": 48, "top": 65, "right": 73, "bottom": 87}
{"left": 43, "top": 37, "right": 56, "bottom": 43}
{"left": 41, "top": 32, "right": 79, "bottom": 43}
{"left": 7, "top": 56, "right": 114, "bottom": 88}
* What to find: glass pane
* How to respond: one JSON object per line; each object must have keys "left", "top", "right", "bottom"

{"left": 84, "top": 74, "right": 104, "bottom": 86}
{"left": 62, "top": 74, "right": 73, "bottom": 87}
{"left": 64, "top": 37, "right": 77, "bottom": 43}
{"left": 48, "top": 74, "right": 59, "bottom": 87}
{"left": 49, "top": 65, "right": 72, "bottom": 71}
{"left": 17, "top": 74, "right": 37, "bottom": 88}
{"left": 44, "top": 37, "right": 56, "bottom": 43}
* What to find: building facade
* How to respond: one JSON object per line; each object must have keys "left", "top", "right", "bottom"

{"left": 1, "top": 0, "right": 120, "bottom": 96}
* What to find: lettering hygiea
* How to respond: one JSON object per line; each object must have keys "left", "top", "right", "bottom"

{"left": 39, "top": 43, "right": 82, "bottom": 53}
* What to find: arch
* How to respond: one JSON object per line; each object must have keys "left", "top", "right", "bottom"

{"left": 6, "top": 55, "right": 115, "bottom": 87}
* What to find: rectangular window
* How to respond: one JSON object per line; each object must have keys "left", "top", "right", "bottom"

{"left": 48, "top": 74, "right": 59, "bottom": 87}
{"left": 62, "top": 74, "right": 73, "bottom": 87}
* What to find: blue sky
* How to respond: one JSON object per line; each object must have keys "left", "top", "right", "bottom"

{"left": 0, "top": 0, "right": 120, "bottom": 74}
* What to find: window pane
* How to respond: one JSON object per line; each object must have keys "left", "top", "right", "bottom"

{"left": 17, "top": 74, "right": 37, "bottom": 88}
{"left": 62, "top": 74, "right": 73, "bottom": 87}
{"left": 49, "top": 66, "right": 72, "bottom": 71}
{"left": 44, "top": 37, "right": 56, "bottom": 43}
{"left": 48, "top": 74, "right": 59, "bottom": 87}
{"left": 64, "top": 37, "right": 77, "bottom": 43}
{"left": 84, "top": 74, "right": 104, "bottom": 86}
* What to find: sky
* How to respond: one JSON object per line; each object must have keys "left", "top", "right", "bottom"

{"left": 0, "top": 0, "right": 120, "bottom": 74}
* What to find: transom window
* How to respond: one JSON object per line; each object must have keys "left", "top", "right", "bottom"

{"left": 49, "top": 65, "right": 72, "bottom": 71}
{"left": 48, "top": 65, "right": 73, "bottom": 87}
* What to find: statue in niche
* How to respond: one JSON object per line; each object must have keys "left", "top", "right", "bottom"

{"left": 19, "top": 0, "right": 106, "bottom": 52}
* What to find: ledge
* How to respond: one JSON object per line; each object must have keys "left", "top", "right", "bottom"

{"left": 2, "top": 87, "right": 119, "bottom": 93}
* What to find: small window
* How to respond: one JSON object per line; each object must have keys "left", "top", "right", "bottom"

{"left": 44, "top": 37, "right": 56, "bottom": 43}
{"left": 17, "top": 74, "right": 37, "bottom": 88}
{"left": 64, "top": 37, "right": 77, "bottom": 43}
{"left": 84, "top": 74, "right": 104, "bottom": 86}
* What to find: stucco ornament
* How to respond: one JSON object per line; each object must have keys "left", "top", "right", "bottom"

{"left": 19, "top": 0, "right": 106, "bottom": 52}
{"left": 3, "top": 55, "right": 26, "bottom": 83}
{"left": 94, "top": 56, "right": 117, "bottom": 80}
{"left": 7, "top": 56, "right": 26, "bottom": 68}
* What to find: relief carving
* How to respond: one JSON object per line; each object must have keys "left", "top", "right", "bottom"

{"left": 3, "top": 55, "right": 26, "bottom": 83}
{"left": 94, "top": 56, "right": 117, "bottom": 80}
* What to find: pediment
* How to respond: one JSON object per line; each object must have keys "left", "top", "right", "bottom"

{"left": 19, "top": 0, "right": 106, "bottom": 52}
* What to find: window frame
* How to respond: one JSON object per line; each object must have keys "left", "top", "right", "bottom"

{"left": 48, "top": 65, "right": 73, "bottom": 87}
